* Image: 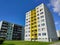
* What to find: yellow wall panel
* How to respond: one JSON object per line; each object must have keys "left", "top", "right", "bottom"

{"left": 30, "top": 9, "right": 38, "bottom": 40}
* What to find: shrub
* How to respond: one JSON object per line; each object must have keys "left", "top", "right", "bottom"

{"left": 0, "top": 38, "right": 5, "bottom": 44}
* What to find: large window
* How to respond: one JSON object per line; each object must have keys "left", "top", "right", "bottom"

{"left": 34, "top": 25, "right": 37, "bottom": 27}
{"left": 42, "top": 28, "right": 45, "bottom": 31}
{"left": 41, "top": 19, "right": 44, "bottom": 22}
{"left": 34, "top": 22, "right": 36, "bottom": 24}
{"left": 37, "top": 11, "right": 39, "bottom": 13}
{"left": 42, "top": 33, "right": 46, "bottom": 36}
{"left": 37, "top": 17, "right": 39, "bottom": 19}
{"left": 26, "top": 35, "right": 27, "bottom": 37}
{"left": 37, "top": 14, "right": 39, "bottom": 16}
{"left": 39, "top": 38, "right": 41, "bottom": 39}
{"left": 40, "top": 12, "right": 43, "bottom": 14}
{"left": 26, "top": 19, "right": 28, "bottom": 21}
{"left": 31, "top": 23, "right": 33, "bottom": 25}
{"left": 39, "top": 33, "right": 41, "bottom": 36}
{"left": 41, "top": 23, "right": 45, "bottom": 26}
{"left": 40, "top": 9, "right": 43, "bottom": 11}
{"left": 41, "top": 16, "right": 44, "bottom": 18}
{"left": 38, "top": 29, "right": 40, "bottom": 31}
{"left": 25, "top": 31, "right": 27, "bottom": 33}
{"left": 38, "top": 25, "right": 40, "bottom": 27}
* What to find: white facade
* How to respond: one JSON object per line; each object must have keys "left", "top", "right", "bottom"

{"left": 25, "top": 3, "right": 58, "bottom": 42}
{"left": 56, "top": 30, "right": 60, "bottom": 37}
{"left": 35, "top": 4, "right": 48, "bottom": 42}
{"left": 25, "top": 11, "right": 31, "bottom": 41}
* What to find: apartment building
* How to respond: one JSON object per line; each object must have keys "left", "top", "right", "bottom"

{"left": 25, "top": 3, "right": 58, "bottom": 42}
{"left": 12, "top": 24, "right": 24, "bottom": 40}
{"left": 0, "top": 21, "right": 24, "bottom": 40}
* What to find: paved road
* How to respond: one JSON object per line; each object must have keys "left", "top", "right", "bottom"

{"left": 49, "top": 42, "right": 60, "bottom": 45}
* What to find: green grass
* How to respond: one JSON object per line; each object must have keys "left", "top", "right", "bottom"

{"left": 2, "top": 40, "right": 52, "bottom": 45}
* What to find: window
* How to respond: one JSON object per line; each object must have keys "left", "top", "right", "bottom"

{"left": 29, "top": 35, "right": 30, "bottom": 36}
{"left": 42, "top": 33, "right": 46, "bottom": 36}
{"left": 35, "top": 34, "right": 37, "bottom": 36}
{"left": 37, "top": 7, "right": 39, "bottom": 9}
{"left": 35, "top": 29, "right": 37, "bottom": 32}
{"left": 45, "top": 38, "right": 47, "bottom": 39}
{"left": 32, "top": 27, "right": 33, "bottom": 28}
{"left": 29, "top": 24, "right": 30, "bottom": 26}
{"left": 31, "top": 20, "right": 33, "bottom": 22}
{"left": 31, "top": 23, "right": 33, "bottom": 25}
{"left": 41, "top": 16, "right": 44, "bottom": 18}
{"left": 28, "top": 21, "right": 30, "bottom": 22}
{"left": 34, "top": 22, "right": 36, "bottom": 24}
{"left": 40, "top": 9, "right": 43, "bottom": 11}
{"left": 26, "top": 35, "right": 27, "bottom": 37}
{"left": 37, "top": 11, "right": 39, "bottom": 13}
{"left": 41, "top": 23, "right": 45, "bottom": 26}
{"left": 41, "top": 19, "right": 44, "bottom": 22}
{"left": 39, "top": 33, "right": 41, "bottom": 36}
{"left": 31, "top": 17, "right": 33, "bottom": 18}
{"left": 40, "top": 12, "right": 43, "bottom": 14}
{"left": 38, "top": 29, "right": 40, "bottom": 31}
{"left": 42, "top": 28, "right": 45, "bottom": 31}
{"left": 38, "top": 25, "right": 40, "bottom": 27}
{"left": 32, "top": 30, "right": 33, "bottom": 32}
{"left": 37, "top": 17, "right": 39, "bottom": 19}
{"left": 37, "top": 14, "right": 39, "bottom": 16}
{"left": 25, "top": 31, "right": 27, "bottom": 33}
{"left": 34, "top": 19, "right": 36, "bottom": 20}
{"left": 32, "top": 34, "right": 34, "bottom": 36}
{"left": 39, "top": 38, "right": 41, "bottom": 39}
{"left": 34, "top": 25, "right": 37, "bottom": 27}
{"left": 26, "top": 19, "right": 28, "bottom": 21}
{"left": 42, "top": 38, "right": 44, "bottom": 39}
{"left": 34, "top": 16, "right": 36, "bottom": 17}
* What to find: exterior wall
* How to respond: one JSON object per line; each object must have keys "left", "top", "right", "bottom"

{"left": 25, "top": 11, "right": 31, "bottom": 41}
{"left": 25, "top": 3, "right": 58, "bottom": 42}
{"left": 56, "top": 30, "right": 60, "bottom": 37}
{"left": 44, "top": 4, "right": 58, "bottom": 42}
{"left": 36, "top": 3, "right": 49, "bottom": 42}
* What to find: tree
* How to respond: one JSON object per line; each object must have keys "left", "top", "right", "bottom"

{"left": 0, "top": 37, "right": 5, "bottom": 44}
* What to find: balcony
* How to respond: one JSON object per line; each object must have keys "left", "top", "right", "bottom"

{"left": 1, "top": 27, "right": 7, "bottom": 29}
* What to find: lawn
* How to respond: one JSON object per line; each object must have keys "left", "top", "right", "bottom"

{"left": 2, "top": 41, "right": 52, "bottom": 45}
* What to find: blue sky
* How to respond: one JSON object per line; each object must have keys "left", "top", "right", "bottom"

{"left": 0, "top": 0, "right": 60, "bottom": 30}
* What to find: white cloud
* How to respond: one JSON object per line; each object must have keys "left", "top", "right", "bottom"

{"left": 55, "top": 22, "right": 59, "bottom": 25}
{"left": 55, "top": 21, "right": 60, "bottom": 30}
{"left": 48, "top": 0, "right": 60, "bottom": 16}
{"left": 55, "top": 21, "right": 60, "bottom": 26}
